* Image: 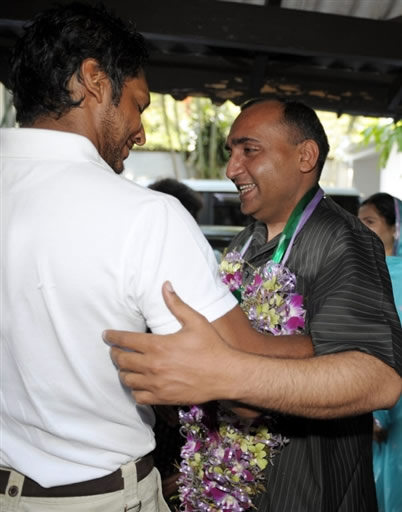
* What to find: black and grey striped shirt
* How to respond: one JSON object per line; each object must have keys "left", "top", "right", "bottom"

{"left": 228, "top": 195, "right": 402, "bottom": 512}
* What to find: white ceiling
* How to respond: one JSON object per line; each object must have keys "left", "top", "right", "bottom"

{"left": 219, "top": 0, "right": 402, "bottom": 20}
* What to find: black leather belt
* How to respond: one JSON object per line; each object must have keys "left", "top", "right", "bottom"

{"left": 0, "top": 454, "right": 154, "bottom": 498}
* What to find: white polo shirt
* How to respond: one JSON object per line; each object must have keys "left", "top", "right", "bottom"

{"left": 0, "top": 128, "right": 237, "bottom": 487}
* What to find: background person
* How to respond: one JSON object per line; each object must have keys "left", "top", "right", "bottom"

{"left": 106, "top": 99, "right": 402, "bottom": 512}
{"left": 359, "top": 192, "right": 402, "bottom": 512}
{"left": 149, "top": 178, "right": 203, "bottom": 222}
{"left": 149, "top": 177, "right": 223, "bottom": 263}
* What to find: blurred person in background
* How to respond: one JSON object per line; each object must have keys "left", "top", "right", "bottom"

{"left": 149, "top": 178, "right": 203, "bottom": 222}
{"left": 359, "top": 193, "right": 402, "bottom": 512}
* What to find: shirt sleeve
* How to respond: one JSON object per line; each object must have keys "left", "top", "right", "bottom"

{"left": 308, "top": 224, "right": 399, "bottom": 370}
{"left": 122, "top": 193, "right": 237, "bottom": 334}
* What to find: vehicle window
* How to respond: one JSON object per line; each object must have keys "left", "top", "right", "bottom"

{"left": 198, "top": 192, "right": 252, "bottom": 226}
{"left": 198, "top": 191, "right": 360, "bottom": 226}
{"left": 329, "top": 195, "right": 360, "bottom": 216}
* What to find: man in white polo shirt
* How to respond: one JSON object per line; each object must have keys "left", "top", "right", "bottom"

{"left": 0, "top": 3, "right": 314, "bottom": 512}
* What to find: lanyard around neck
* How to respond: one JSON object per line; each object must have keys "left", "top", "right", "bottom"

{"left": 239, "top": 185, "right": 324, "bottom": 263}
{"left": 272, "top": 185, "right": 323, "bottom": 265}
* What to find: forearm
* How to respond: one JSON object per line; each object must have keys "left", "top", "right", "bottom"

{"left": 106, "top": 283, "right": 401, "bottom": 414}
{"left": 212, "top": 305, "right": 313, "bottom": 358}
{"left": 222, "top": 349, "right": 401, "bottom": 419}
{"left": 241, "top": 333, "right": 313, "bottom": 358}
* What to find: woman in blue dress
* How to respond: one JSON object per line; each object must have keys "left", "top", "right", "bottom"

{"left": 359, "top": 192, "right": 402, "bottom": 512}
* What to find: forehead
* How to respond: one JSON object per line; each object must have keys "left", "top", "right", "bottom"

{"left": 359, "top": 203, "right": 381, "bottom": 218}
{"left": 228, "top": 101, "right": 286, "bottom": 142}
{"left": 123, "top": 71, "right": 150, "bottom": 105}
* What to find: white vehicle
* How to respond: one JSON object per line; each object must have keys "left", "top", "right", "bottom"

{"left": 180, "top": 179, "right": 361, "bottom": 226}
{"left": 139, "top": 177, "right": 361, "bottom": 253}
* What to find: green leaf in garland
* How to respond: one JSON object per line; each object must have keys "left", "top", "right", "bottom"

{"left": 232, "top": 288, "right": 243, "bottom": 304}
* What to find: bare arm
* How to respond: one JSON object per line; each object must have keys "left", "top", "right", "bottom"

{"left": 210, "top": 300, "right": 313, "bottom": 418}
{"left": 221, "top": 348, "right": 401, "bottom": 418}
{"left": 105, "top": 282, "right": 401, "bottom": 418}
{"left": 211, "top": 303, "right": 313, "bottom": 359}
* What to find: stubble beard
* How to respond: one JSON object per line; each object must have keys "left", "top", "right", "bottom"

{"left": 100, "top": 106, "right": 125, "bottom": 174}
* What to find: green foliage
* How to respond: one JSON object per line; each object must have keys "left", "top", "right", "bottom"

{"left": 360, "top": 120, "right": 402, "bottom": 168}
{"left": 140, "top": 93, "right": 184, "bottom": 151}
{"left": 140, "top": 93, "right": 239, "bottom": 178}
{"left": 187, "top": 98, "right": 238, "bottom": 178}
{"left": 142, "top": 93, "right": 400, "bottom": 178}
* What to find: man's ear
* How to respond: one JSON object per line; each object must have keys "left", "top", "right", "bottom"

{"left": 299, "top": 139, "right": 320, "bottom": 174}
{"left": 79, "top": 58, "right": 109, "bottom": 104}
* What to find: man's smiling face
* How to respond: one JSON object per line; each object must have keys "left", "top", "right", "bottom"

{"left": 225, "top": 101, "right": 310, "bottom": 230}
{"left": 98, "top": 71, "right": 150, "bottom": 174}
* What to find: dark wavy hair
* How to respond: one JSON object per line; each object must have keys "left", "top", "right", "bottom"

{"left": 10, "top": 2, "right": 149, "bottom": 125}
{"left": 360, "top": 192, "right": 396, "bottom": 227}
{"left": 241, "top": 98, "right": 330, "bottom": 178}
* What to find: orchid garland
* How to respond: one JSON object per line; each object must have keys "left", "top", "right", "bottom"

{"left": 177, "top": 251, "right": 306, "bottom": 511}
{"left": 220, "top": 250, "right": 305, "bottom": 335}
{"left": 177, "top": 406, "right": 286, "bottom": 512}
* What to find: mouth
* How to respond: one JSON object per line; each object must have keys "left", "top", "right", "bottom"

{"left": 237, "top": 183, "right": 256, "bottom": 197}
{"left": 123, "top": 139, "right": 134, "bottom": 160}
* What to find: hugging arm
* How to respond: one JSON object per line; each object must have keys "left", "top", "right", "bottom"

{"left": 106, "top": 282, "right": 401, "bottom": 418}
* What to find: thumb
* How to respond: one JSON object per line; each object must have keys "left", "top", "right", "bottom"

{"left": 162, "top": 281, "right": 205, "bottom": 327}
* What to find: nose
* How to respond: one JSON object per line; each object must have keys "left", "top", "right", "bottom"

{"left": 134, "top": 125, "right": 146, "bottom": 146}
{"left": 226, "top": 152, "right": 242, "bottom": 181}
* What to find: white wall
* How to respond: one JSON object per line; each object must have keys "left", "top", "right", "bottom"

{"left": 352, "top": 153, "right": 381, "bottom": 200}
{"left": 122, "top": 151, "right": 192, "bottom": 184}
{"left": 380, "top": 145, "right": 402, "bottom": 199}
{"left": 345, "top": 143, "right": 402, "bottom": 200}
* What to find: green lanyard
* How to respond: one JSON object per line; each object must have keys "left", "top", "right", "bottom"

{"left": 271, "top": 185, "right": 320, "bottom": 264}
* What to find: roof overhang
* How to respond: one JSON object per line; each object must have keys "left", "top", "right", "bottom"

{"left": 1, "top": 0, "right": 401, "bottom": 119}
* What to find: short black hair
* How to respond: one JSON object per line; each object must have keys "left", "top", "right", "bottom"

{"left": 360, "top": 192, "right": 396, "bottom": 227}
{"left": 10, "top": 2, "right": 148, "bottom": 125}
{"left": 149, "top": 179, "right": 203, "bottom": 221}
{"left": 241, "top": 98, "right": 330, "bottom": 178}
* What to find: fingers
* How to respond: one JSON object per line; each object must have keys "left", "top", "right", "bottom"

{"left": 120, "top": 370, "right": 180, "bottom": 405}
{"left": 112, "top": 350, "right": 175, "bottom": 404}
{"left": 162, "top": 280, "right": 206, "bottom": 327}
{"left": 131, "top": 389, "right": 191, "bottom": 406}
{"left": 110, "top": 346, "right": 145, "bottom": 373}
{"left": 132, "top": 389, "right": 162, "bottom": 405}
{"left": 103, "top": 330, "right": 149, "bottom": 353}
{"left": 119, "top": 370, "right": 145, "bottom": 388}
{"left": 118, "top": 370, "right": 156, "bottom": 404}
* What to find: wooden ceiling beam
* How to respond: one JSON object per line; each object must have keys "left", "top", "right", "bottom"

{"left": 1, "top": 0, "right": 401, "bottom": 117}
{"left": 1, "top": 0, "right": 402, "bottom": 64}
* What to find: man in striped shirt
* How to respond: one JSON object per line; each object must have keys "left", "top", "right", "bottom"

{"left": 107, "top": 99, "right": 401, "bottom": 511}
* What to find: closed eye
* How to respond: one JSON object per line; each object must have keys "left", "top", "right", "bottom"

{"left": 244, "top": 146, "right": 257, "bottom": 154}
